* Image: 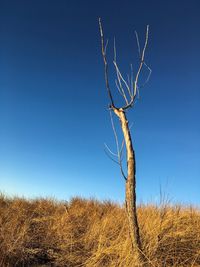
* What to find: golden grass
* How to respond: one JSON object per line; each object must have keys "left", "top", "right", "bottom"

{"left": 0, "top": 193, "right": 200, "bottom": 266}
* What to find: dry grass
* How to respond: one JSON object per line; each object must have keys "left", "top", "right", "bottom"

{"left": 0, "top": 193, "right": 200, "bottom": 266}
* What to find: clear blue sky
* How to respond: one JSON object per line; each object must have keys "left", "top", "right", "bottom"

{"left": 0, "top": 0, "right": 199, "bottom": 204}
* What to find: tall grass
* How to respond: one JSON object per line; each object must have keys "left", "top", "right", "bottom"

{"left": 0, "top": 193, "right": 200, "bottom": 266}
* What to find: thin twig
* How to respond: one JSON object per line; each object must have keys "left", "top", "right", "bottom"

{"left": 104, "top": 143, "right": 118, "bottom": 157}
{"left": 133, "top": 25, "right": 149, "bottom": 98}
{"left": 99, "top": 18, "right": 115, "bottom": 107}
{"left": 110, "top": 111, "right": 127, "bottom": 180}
{"left": 113, "top": 61, "right": 132, "bottom": 99}
{"left": 122, "top": 25, "right": 150, "bottom": 110}
{"left": 135, "top": 30, "right": 141, "bottom": 58}
{"left": 130, "top": 64, "right": 134, "bottom": 95}
{"left": 103, "top": 147, "right": 120, "bottom": 165}
{"left": 138, "top": 62, "right": 152, "bottom": 90}
{"left": 114, "top": 62, "right": 129, "bottom": 105}
{"left": 115, "top": 79, "right": 125, "bottom": 97}
{"left": 113, "top": 38, "right": 132, "bottom": 104}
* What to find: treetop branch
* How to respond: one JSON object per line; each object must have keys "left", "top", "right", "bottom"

{"left": 99, "top": 20, "right": 151, "bottom": 112}
{"left": 99, "top": 18, "right": 115, "bottom": 108}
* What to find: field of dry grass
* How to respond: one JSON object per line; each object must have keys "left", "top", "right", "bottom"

{"left": 0, "top": 193, "right": 200, "bottom": 266}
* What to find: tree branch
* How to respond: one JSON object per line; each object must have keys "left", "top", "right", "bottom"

{"left": 109, "top": 111, "right": 127, "bottom": 181}
{"left": 121, "top": 25, "right": 150, "bottom": 110}
{"left": 99, "top": 18, "right": 115, "bottom": 107}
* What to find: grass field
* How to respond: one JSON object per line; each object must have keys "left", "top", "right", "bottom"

{"left": 0, "top": 193, "right": 200, "bottom": 266}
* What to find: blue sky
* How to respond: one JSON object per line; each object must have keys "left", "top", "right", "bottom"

{"left": 0, "top": 0, "right": 200, "bottom": 204}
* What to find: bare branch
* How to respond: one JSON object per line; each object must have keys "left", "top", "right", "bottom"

{"left": 121, "top": 25, "right": 150, "bottom": 110}
{"left": 110, "top": 111, "right": 127, "bottom": 180}
{"left": 130, "top": 64, "right": 134, "bottom": 95}
{"left": 113, "top": 39, "right": 133, "bottom": 104}
{"left": 99, "top": 18, "right": 115, "bottom": 107}
{"left": 104, "top": 145, "right": 127, "bottom": 181}
{"left": 113, "top": 41, "right": 129, "bottom": 104}
{"left": 133, "top": 25, "right": 149, "bottom": 98}
{"left": 115, "top": 79, "right": 125, "bottom": 97}
{"left": 103, "top": 146, "right": 120, "bottom": 165}
{"left": 114, "top": 62, "right": 129, "bottom": 105}
{"left": 104, "top": 143, "right": 118, "bottom": 157}
{"left": 138, "top": 62, "right": 152, "bottom": 90}
{"left": 109, "top": 111, "right": 120, "bottom": 154}
{"left": 100, "top": 20, "right": 150, "bottom": 112}
{"left": 113, "top": 39, "right": 134, "bottom": 105}
{"left": 104, "top": 39, "right": 109, "bottom": 54}
{"left": 113, "top": 61, "right": 132, "bottom": 99}
{"left": 135, "top": 30, "right": 141, "bottom": 58}
{"left": 127, "top": 74, "right": 130, "bottom": 89}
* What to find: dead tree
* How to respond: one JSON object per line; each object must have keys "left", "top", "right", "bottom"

{"left": 99, "top": 19, "right": 151, "bottom": 266}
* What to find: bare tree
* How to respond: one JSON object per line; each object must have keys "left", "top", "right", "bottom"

{"left": 99, "top": 19, "right": 151, "bottom": 266}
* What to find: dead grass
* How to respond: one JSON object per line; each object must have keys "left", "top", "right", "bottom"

{"left": 0, "top": 193, "right": 200, "bottom": 266}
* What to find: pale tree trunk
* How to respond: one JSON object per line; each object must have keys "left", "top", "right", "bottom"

{"left": 113, "top": 107, "right": 146, "bottom": 265}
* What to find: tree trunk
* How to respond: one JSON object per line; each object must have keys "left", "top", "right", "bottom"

{"left": 113, "top": 107, "right": 146, "bottom": 266}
